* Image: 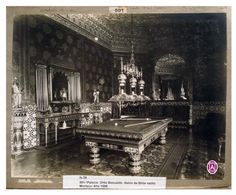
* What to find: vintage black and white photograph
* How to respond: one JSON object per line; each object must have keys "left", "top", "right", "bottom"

{"left": 6, "top": 6, "right": 231, "bottom": 188}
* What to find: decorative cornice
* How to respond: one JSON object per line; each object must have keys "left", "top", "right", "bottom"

{"left": 47, "top": 14, "right": 111, "bottom": 49}
{"left": 46, "top": 14, "right": 149, "bottom": 53}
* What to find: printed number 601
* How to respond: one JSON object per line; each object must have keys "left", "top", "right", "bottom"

{"left": 109, "top": 7, "right": 127, "bottom": 14}
{"left": 114, "top": 8, "right": 124, "bottom": 13}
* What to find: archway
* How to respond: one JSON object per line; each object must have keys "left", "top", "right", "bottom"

{"left": 152, "top": 54, "right": 187, "bottom": 100}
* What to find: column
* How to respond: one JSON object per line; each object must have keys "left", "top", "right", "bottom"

{"left": 54, "top": 120, "right": 58, "bottom": 144}
{"left": 12, "top": 110, "right": 25, "bottom": 155}
{"left": 44, "top": 123, "right": 49, "bottom": 147}
{"left": 36, "top": 123, "right": 40, "bottom": 146}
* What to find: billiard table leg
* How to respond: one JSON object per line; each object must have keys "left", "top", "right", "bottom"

{"left": 124, "top": 147, "right": 143, "bottom": 174}
{"left": 85, "top": 141, "right": 100, "bottom": 165}
{"left": 159, "top": 127, "right": 168, "bottom": 145}
{"left": 129, "top": 153, "right": 142, "bottom": 174}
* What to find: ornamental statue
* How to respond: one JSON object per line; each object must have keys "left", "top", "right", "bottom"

{"left": 12, "top": 77, "right": 23, "bottom": 108}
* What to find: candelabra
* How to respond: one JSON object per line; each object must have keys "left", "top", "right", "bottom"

{"left": 123, "top": 42, "right": 142, "bottom": 79}
{"left": 109, "top": 15, "right": 150, "bottom": 117}
{"left": 109, "top": 56, "right": 150, "bottom": 117}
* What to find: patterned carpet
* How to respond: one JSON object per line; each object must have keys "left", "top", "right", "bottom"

{"left": 11, "top": 129, "right": 225, "bottom": 179}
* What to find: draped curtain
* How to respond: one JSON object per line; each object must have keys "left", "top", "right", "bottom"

{"left": 75, "top": 72, "right": 81, "bottom": 103}
{"left": 36, "top": 65, "right": 49, "bottom": 111}
{"left": 36, "top": 65, "right": 81, "bottom": 110}
{"left": 70, "top": 73, "right": 75, "bottom": 102}
{"left": 70, "top": 72, "right": 81, "bottom": 103}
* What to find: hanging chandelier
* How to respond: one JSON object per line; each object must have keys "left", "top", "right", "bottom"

{"left": 109, "top": 15, "right": 150, "bottom": 114}
{"left": 123, "top": 41, "right": 142, "bottom": 79}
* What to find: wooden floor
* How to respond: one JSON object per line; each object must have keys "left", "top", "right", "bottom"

{"left": 11, "top": 128, "right": 225, "bottom": 179}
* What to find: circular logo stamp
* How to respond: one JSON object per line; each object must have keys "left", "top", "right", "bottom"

{"left": 207, "top": 160, "right": 218, "bottom": 174}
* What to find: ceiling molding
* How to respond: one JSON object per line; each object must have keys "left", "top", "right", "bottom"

{"left": 46, "top": 13, "right": 224, "bottom": 56}
{"left": 46, "top": 14, "right": 149, "bottom": 53}
{"left": 47, "top": 14, "right": 111, "bottom": 49}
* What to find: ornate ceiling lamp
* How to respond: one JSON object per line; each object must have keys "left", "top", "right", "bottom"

{"left": 109, "top": 15, "right": 150, "bottom": 117}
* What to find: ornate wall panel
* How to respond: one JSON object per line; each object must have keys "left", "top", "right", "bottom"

{"left": 192, "top": 101, "right": 226, "bottom": 123}
{"left": 23, "top": 105, "right": 37, "bottom": 149}
{"left": 13, "top": 15, "right": 113, "bottom": 103}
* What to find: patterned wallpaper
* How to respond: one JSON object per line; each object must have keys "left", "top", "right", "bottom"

{"left": 192, "top": 56, "right": 226, "bottom": 102}
{"left": 192, "top": 101, "right": 226, "bottom": 123}
{"left": 13, "top": 15, "right": 113, "bottom": 104}
{"left": 148, "top": 14, "right": 226, "bottom": 102}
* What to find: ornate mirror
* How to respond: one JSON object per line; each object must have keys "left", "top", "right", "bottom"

{"left": 52, "top": 72, "right": 69, "bottom": 101}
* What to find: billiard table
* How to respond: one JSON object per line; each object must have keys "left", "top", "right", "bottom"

{"left": 77, "top": 117, "right": 172, "bottom": 174}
